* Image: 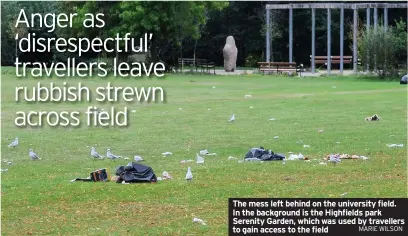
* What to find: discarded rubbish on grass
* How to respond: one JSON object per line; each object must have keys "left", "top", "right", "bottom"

{"left": 303, "top": 145, "right": 310, "bottom": 148}
{"left": 386, "top": 144, "right": 404, "bottom": 148}
{"left": 180, "top": 159, "right": 193, "bottom": 164}
{"left": 193, "top": 217, "right": 207, "bottom": 225}
{"left": 269, "top": 118, "right": 276, "bottom": 121}
{"left": 134, "top": 156, "right": 144, "bottom": 162}
{"left": 273, "top": 136, "right": 279, "bottom": 139}
{"left": 162, "top": 171, "right": 172, "bottom": 179}
{"left": 228, "top": 156, "right": 237, "bottom": 160}
{"left": 196, "top": 153, "right": 205, "bottom": 164}
{"left": 162, "top": 152, "right": 173, "bottom": 157}
{"left": 244, "top": 147, "right": 285, "bottom": 161}
{"left": 287, "top": 153, "right": 307, "bottom": 161}
{"left": 318, "top": 129, "right": 324, "bottom": 133}
{"left": 325, "top": 153, "right": 369, "bottom": 160}
{"left": 244, "top": 94, "right": 252, "bottom": 98}
{"left": 365, "top": 114, "right": 380, "bottom": 121}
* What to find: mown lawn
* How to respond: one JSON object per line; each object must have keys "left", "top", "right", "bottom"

{"left": 1, "top": 69, "right": 407, "bottom": 235}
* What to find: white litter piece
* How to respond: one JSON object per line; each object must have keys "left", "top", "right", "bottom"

{"left": 386, "top": 144, "right": 404, "bottom": 148}
{"left": 193, "top": 217, "right": 206, "bottom": 225}
{"left": 245, "top": 158, "right": 261, "bottom": 161}
{"left": 162, "top": 152, "right": 173, "bottom": 157}
{"left": 179, "top": 108, "right": 183, "bottom": 110}
{"left": 341, "top": 192, "right": 348, "bottom": 197}
{"left": 228, "top": 156, "right": 237, "bottom": 160}
{"left": 1, "top": 169, "right": 8, "bottom": 172}
{"left": 121, "top": 181, "right": 130, "bottom": 184}
{"left": 124, "top": 157, "right": 130, "bottom": 160}
{"left": 162, "top": 171, "right": 172, "bottom": 179}
{"left": 199, "top": 150, "right": 209, "bottom": 155}
{"left": 298, "top": 153, "right": 304, "bottom": 159}
{"left": 196, "top": 153, "right": 205, "bottom": 164}
{"left": 7, "top": 161, "right": 12, "bottom": 165}
{"left": 157, "top": 177, "right": 163, "bottom": 181}
{"left": 250, "top": 106, "right": 254, "bottom": 109}
{"left": 305, "top": 160, "right": 311, "bottom": 162}
{"left": 336, "top": 141, "right": 340, "bottom": 144}
{"left": 319, "top": 162, "right": 327, "bottom": 165}
{"left": 212, "top": 86, "right": 216, "bottom": 89}
{"left": 332, "top": 86, "right": 337, "bottom": 89}
{"left": 208, "top": 108, "right": 211, "bottom": 111}
{"left": 206, "top": 153, "right": 217, "bottom": 156}
{"left": 318, "top": 129, "right": 324, "bottom": 133}
{"left": 180, "top": 159, "right": 194, "bottom": 164}
{"left": 238, "top": 160, "right": 244, "bottom": 163}
{"left": 244, "top": 94, "right": 252, "bottom": 98}
{"left": 273, "top": 136, "right": 279, "bottom": 139}
{"left": 269, "top": 118, "right": 276, "bottom": 121}
{"left": 134, "top": 156, "right": 144, "bottom": 162}
{"left": 303, "top": 145, "right": 310, "bottom": 148}
{"left": 131, "top": 110, "right": 136, "bottom": 113}
{"left": 359, "top": 156, "right": 369, "bottom": 160}
{"left": 296, "top": 140, "right": 303, "bottom": 144}
{"left": 229, "top": 114, "right": 236, "bottom": 122}
{"left": 288, "top": 152, "right": 294, "bottom": 154}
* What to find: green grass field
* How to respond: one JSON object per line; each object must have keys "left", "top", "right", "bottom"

{"left": 1, "top": 70, "right": 407, "bottom": 235}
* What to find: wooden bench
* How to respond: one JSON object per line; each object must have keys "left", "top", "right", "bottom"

{"left": 177, "top": 58, "right": 215, "bottom": 74}
{"left": 258, "top": 62, "right": 302, "bottom": 75}
{"left": 310, "top": 55, "right": 361, "bottom": 68}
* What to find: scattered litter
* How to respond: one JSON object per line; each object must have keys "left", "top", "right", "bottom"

{"left": 180, "top": 159, "right": 193, "bottom": 164}
{"left": 318, "top": 129, "right": 324, "bottom": 133}
{"left": 269, "top": 118, "right": 276, "bottom": 121}
{"left": 206, "top": 153, "right": 217, "bottom": 156}
{"left": 134, "top": 156, "right": 144, "bottom": 162}
{"left": 287, "top": 153, "right": 305, "bottom": 160}
{"left": 121, "top": 181, "right": 130, "bottom": 184}
{"left": 386, "top": 144, "right": 404, "bottom": 148}
{"left": 303, "top": 145, "right": 310, "bottom": 148}
{"left": 238, "top": 160, "right": 244, "bottom": 163}
{"left": 124, "top": 157, "right": 130, "bottom": 160}
{"left": 193, "top": 217, "right": 207, "bottom": 225}
{"left": 250, "top": 106, "right": 254, "bottom": 109}
{"left": 199, "top": 150, "right": 209, "bottom": 155}
{"left": 245, "top": 158, "right": 262, "bottom": 161}
{"left": 212, "top": 86, "right": 216, "bottom": 89}
{"left": 359, "top": 156, "right": 369, "bottom": 160}
{"left": 7, "top": 161, "right": 12, "bottom": 165}
{"left": 157, "top": 177, "right": 163, "bottom": 181}
{"left": 229, "top": 114, "right": 236, "bottom": 122}
{"left": 296, "top": 140, "right": 303, "bottom": 144}
{"left": 131, "top": 110, "right": 136, "bottom": 113}
{"left": 328, "top": 154, "right": 341, "bottom": 165}
{"left": 244, "top": 94, "right": 252, "bottom": 98}
{"left": 319, "top": 162, "right": 327, "bottom": 165}
{"left": 305, "top": 160, "right": 311, "bottom": 162}
{"left": 196, "top": 154, "right": 205, "bottom": 164}
{"left": 326, "top": 154, "right": 370, "bottom": 160}
{"left": 365, "top": 114, "right": 380, "bottom": 121}
{"left": 228, "top": 156, "right": 237, "bottom": 160}
{"left": 208, "top": 108, "right": 211, "bottom": 111}
{"left": 1, "top": 169, "right": 8, "bottom": 172}
{"left": 288, "top": 152, "right": 294, "bottom": 154}
{"left": 273, "top": 136, "right": 279, "bottom": 139}
{"left": 341, "top": 192, "right": 348, "bottom": 197}
{"left": 336, "top": 141, "right": 340, "bottom": 144}
{"left": 162, "top": 171, "right": 172, "bottom": 179}
{"left": 179, "top": 108, "right": 183, "bottom": 110}
{"left": 162, "top": 152, "right": 173, "bottom": 157}
{"left": 332, "top": 86, "right": 337, "bottom": 89}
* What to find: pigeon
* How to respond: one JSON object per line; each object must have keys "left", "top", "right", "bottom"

{"left": 229, "top": 114, "right": 235, "bottom": 122}
{"left": 329, "top": 154, "right": 341, "bottom": 165}
{"left": 185, "top": 167, "right": 193, "bottom": 181}
{"left": 196, "top": 153, "right": 204, "bottom": 164}
{"left": 8, "top": 138, "right": 18, "bottom": 148}
{"left": 90, "top": 147, "right": 103, "bottom": 159}
{"left": 29, "top": 149, "right": 41, "bottom": 160}
{"left": 134, "top": 155, "right": 144, "bottom": 162}
{"left": 106, "top": 149, "right": 121, "bottom": 160}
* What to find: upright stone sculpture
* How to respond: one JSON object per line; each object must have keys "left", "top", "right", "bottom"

{"left": 223, "top": 36, "right": 238, "bottom": 72}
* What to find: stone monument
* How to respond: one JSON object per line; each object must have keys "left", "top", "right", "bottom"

{"left": 223, "top": 36, "right": 238, "bottom": 72}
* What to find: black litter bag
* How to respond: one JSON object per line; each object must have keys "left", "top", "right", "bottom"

{"left": 244, "top": 147, "right": 285, "bottom": 161}
{"left": 115, "top": 162, "right": 157, "bottom": 183}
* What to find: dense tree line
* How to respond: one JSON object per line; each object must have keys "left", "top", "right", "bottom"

{"left": 1, "top": 1, "right": 406, "bottom": 71}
